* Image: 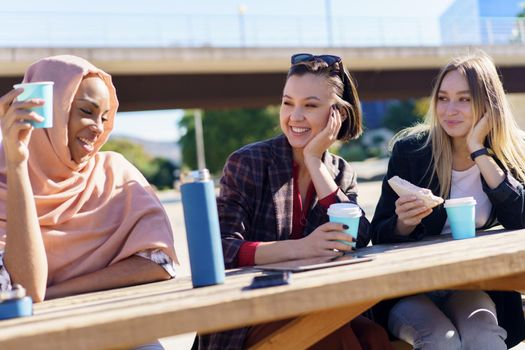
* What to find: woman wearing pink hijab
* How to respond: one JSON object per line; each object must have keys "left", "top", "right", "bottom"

{"left": 0, "top": 55, "right": 178, "bottom": 307}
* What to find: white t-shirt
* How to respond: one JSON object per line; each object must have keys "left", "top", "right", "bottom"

{"left": 441, "top": 165, "right": 492, "bottom": 234}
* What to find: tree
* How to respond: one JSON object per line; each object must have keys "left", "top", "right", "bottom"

{"left": 148, "top": 158, "right": 178, "bottom": 190}
{"left": 179, "top": 107, "right": 280, "bottom": 174}
{"left": 101, "top": 138, "right": 157, "bottom": 179}
{"left": 381, "top": 99, "right": 426, "bottom": 133}
{"left": 518, "top": 5, "right": 525, "bottom": 17}
{"left": 101, "top": 138, "right": 177, "bottom": 190}
{"left": 413, "top": 98, "right": 430, "bottom": 119}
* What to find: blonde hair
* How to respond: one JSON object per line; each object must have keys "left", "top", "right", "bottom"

{"left": 391, "top": 50, "right": 525, "bottom": 198}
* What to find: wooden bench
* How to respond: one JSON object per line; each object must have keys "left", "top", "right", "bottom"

{"left": 2, "top": 229, "right": 525, "bottom": 349}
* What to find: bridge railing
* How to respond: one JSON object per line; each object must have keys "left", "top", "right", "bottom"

{"left": 0, "top": 13, "right": 524, "bottom": 47}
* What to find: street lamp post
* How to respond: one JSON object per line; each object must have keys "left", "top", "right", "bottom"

{"left": 325, "top": 0, "right": 333, "bottom": 47}
{"left": 238, "top": 4, "right": 247, "bottom": 47}
{"left": 194, "top": 109, "right": 206, "bottom": 170}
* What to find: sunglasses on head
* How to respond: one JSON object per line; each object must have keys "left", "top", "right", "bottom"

{"left": 291, "top": 53, "right": 342, "bottom": 66}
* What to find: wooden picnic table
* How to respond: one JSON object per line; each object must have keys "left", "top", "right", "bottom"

{"left": 0, "top": 228, "right": 524, "bottom": 350}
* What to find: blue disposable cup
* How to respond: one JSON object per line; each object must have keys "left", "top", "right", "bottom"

{"left": 0, "top": 296, "right": 32, "bottom": 320}
{"left": 328, "top": 203, "right": 361, "bottom": 248}
{"left": 13, "top": 81, "right": 54, "bottom": 128}
{"left": 444, "top": 197, "right": 477, "bottom": 240}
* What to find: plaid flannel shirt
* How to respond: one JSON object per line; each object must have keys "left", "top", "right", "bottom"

{"left": 200, "top": 134, "right": 370, "bottom": 350}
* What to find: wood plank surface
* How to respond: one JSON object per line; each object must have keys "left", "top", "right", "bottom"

{"left": 456, "top": 272, "right": 525, "bottom": 291}
{"left": 248, "top": 302, "right": 375, "bottom": 350}
{"left": 0, "top": 229, "right": 524, "bottom": 349}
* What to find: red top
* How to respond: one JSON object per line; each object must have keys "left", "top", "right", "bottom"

{"left": 237, "top": 163, "right": 338, "bottom": 267}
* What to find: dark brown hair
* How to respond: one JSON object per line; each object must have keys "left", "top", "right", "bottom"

{"left": 286, "top": 59, "right": 363, "bottom": 141}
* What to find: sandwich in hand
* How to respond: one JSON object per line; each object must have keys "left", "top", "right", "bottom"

{"left": 387, "top": 176, "right": 444, "bottom": 209}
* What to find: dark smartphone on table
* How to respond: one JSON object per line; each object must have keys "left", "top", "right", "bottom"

{"left": 245, "top": 271, "right": 292, "bottom": 290}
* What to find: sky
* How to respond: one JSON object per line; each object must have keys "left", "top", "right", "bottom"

{"left": 2, "top": 0, "right": 455, "bottom": 16}
{"left": 114, "top": 109, "right": 184, "bottom": 143}
{"left": 2, "top": 0, "right": 455, "bottom": 142}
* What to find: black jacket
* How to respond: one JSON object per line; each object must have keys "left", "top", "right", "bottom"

{"left": 370, "top": 133, "right": 525, "bottom": 347}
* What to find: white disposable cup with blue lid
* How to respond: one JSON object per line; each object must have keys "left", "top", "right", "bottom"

{"left": 328, "top": 203, "right": 361, "bottom": 247}
{"left": 13, "top": 81, "right": 54, "bottom": 129}
{"left": 444, "top": 197, "right": 477, "bottom": 240}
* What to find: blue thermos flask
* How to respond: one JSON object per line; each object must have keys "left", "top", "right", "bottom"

{"left": 181, "top": 169, "right": 225, "bottom": 287}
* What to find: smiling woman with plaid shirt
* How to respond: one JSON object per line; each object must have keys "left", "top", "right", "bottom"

{"left": 199, "top": 54, "right": 393, "bottom": 350}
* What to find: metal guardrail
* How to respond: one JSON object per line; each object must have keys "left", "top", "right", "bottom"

{"left": 442, "top": 16, "right": 525, "bottom": 45}
{"left": 0, "top": 13, "right": 524, "bottom": 48}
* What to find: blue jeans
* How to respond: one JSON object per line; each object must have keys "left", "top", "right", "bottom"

{"left": 388, "top": 290, "right": 507, "bottom": 350}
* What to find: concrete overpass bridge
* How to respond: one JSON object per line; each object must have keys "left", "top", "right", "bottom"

{"left": 1, "top": 45, "right": 525, "bottom": 111}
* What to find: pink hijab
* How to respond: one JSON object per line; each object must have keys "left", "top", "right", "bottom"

{"left": 0, "top": 55, "right": 177, "bottom": 285}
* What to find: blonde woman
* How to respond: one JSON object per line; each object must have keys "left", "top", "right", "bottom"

{"left": 371, "top": 51, "right": 525, "bottom": 349}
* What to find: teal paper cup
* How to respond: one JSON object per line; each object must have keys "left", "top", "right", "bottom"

{"left": 13, "top": 82, "right": 54, "bottom": 128}
{"left": 444, "top": 197, "right": 477, "bottom": 240}
{"left": 328, "top": 203, "right": 361, "bottom": 248}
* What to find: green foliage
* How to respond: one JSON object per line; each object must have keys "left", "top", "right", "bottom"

{"left": 338, "top": 144, "right": 368, "bottom": 161}
{"left": 414, "top": 98, "right": 430, "bottom": 118}
{"left": 148, "top": 158, "right": 177, "bottom": 190}
{"left": 337, "top": 139, "right": 373, "bottom": 162}
{"left": 179, "top": 107, "right": 280, "bottom": 174}
{"left": 101, "top": 138, "right": 177, "bottom": 190}
{"left": 102, "top": 138, "right": 156, "bottom": 178}
{"left": 382, "top": 99, "right": 425, "bottom": 132}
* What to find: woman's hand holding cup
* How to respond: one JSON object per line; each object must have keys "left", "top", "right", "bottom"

{"left": 0, "top": 88, "right": 45, "bottom": 164}
{"left": 297, "top": 221, "right": 354, "bottom": 259}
